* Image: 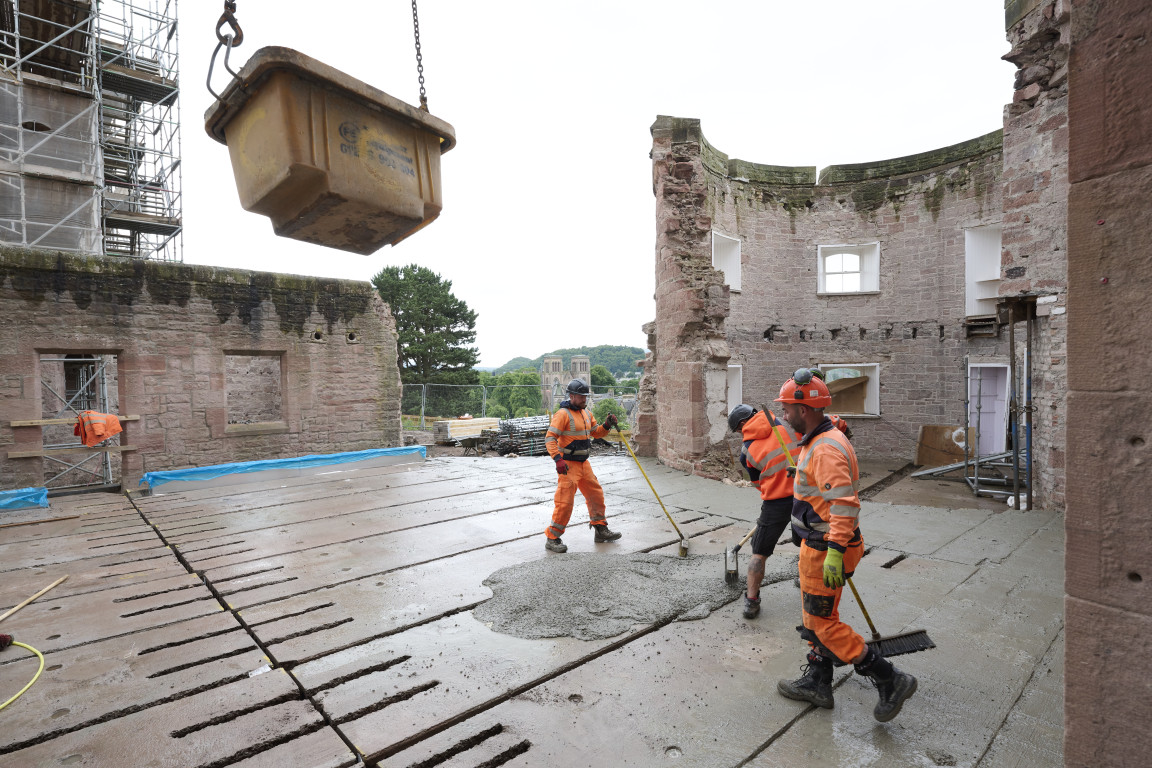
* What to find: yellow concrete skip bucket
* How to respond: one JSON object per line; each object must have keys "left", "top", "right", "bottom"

{"left": 204, "top": 47, "right": 456, "bottom": 255}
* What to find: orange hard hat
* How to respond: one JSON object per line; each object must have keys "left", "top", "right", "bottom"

{"left": 775, "top": 368, "right": 831, "bottom": 408}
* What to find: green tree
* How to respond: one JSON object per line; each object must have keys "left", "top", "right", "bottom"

{"left": 589, "top": 365, "right": 617, "bottom": 389}
{"left": 481, "top": 369, "right": 542, "bottom": 418}
{"left": 593, "top": 398, "right": 627, "bottom": 428}
{"left": 372, "top": 264, "right": 480, "bottom": 386}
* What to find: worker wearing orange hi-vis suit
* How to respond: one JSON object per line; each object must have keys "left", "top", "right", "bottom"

{"left": 774, "top": 369, "right": 917, "bottom": 722}
{"left": 543, "top": 379, "right": 621, "bottom": 553}
{"left": 729, "top": 404, "right": 853, "bottom": 620}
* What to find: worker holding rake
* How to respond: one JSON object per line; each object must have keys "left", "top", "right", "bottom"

{"left": 542, "top": 378, "right": 622, "bottom": 553}
{"left": 775, "top": 368, "right": 917, "bottom": 722}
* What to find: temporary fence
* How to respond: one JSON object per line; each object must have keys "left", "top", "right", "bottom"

{"left": 401, "top": 382, "right": 639, "bottom": 431}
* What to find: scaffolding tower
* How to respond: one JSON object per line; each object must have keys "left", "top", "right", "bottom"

{"left": 0, "top": 0, "right": 181, "bottom": 261}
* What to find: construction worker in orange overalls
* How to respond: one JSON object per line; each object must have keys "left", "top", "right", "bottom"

{"left": 774, "top": 368, "right": 917, "bottom": 722}
{"left": 729, "top": 403, "right": 852, "bottom": 620}
{"left": 543, "top": 378, "right": 621, "bottom": 553}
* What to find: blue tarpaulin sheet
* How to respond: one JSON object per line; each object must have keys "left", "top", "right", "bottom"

{"left": 0, "top": 487, "right": 50, "bottom": 510}
{"left": 139, "top": 446, "right": 426, "bottom": 489}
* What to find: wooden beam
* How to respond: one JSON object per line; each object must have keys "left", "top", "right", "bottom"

{"left": 7, "top": 446, "right": 138, "bottom": 459}
{"left": 9, "top": 415, "right": 140, "bottom": 427}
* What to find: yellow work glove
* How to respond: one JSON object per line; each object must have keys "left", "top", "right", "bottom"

{"left": 822, "top": 549, "right": 845, "bottom": 588}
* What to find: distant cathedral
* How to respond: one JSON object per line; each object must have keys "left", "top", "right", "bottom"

{"left": 541, "top": 354, "right": 590, "bottom": 410}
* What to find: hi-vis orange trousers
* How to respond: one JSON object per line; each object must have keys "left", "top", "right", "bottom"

{"left": 545, "top": 460, "right": 607, "bottom": 539}
{"left": 799, "top": 538, "right": 866, "bottom": 664}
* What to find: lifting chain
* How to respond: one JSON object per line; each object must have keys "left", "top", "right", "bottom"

{"left": 412, "top": 0, "right": 428, "bottom": 110}
{"left": 207, "top": 0, "right": 244, "bottom": 100}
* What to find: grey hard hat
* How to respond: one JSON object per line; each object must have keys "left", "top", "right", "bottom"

{"left": 728, "top": 404, "right": 756, "bottom": 433}
{"left": 566, "top": 378, "right": 591, "bottom": 396}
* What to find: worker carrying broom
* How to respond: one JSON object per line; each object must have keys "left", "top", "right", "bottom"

{"left": 728, "top": 402, "right": 852, "bottom": 619}
{"left": 543, "top": 378, "right": 622, "bottom": 553}
{"left": 774, "top": 368, "right": 917, "bottom": 722}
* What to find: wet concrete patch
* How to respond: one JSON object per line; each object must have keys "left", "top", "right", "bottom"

{"left": 473, "top": 552, "right": 799, "bottom": 641}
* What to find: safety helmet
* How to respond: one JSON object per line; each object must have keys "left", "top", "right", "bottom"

{"left": 727, "top": 404, "right": 756, "bottom": 433}
{"left": 774, "top": 368, "right": 831, "bottom": 408}
{"left": 566, "top": 378, "right": 591, "bottom": 396}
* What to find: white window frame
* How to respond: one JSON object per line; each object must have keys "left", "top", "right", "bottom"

{"left": 817, "top": 243, "right": 879, "bottom": 294}
{"left": 964, "top": 224, "right": 1002, "bottom": 317}
{"left": 712, "top": 231, "right": 741, "bottom": 292}
{"left": 818, "top": 363, "right": 880, "bottom": 416}
{"left": 727, "top": 364, "right": 743, "bottom": 411}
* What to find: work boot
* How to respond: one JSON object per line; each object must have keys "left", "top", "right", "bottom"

{"left": 592, "top": 524, "right": 622, "bottom": 542}
{"left": 545, "top": 537, "right": 567, "bottom": 553}
{"left": 855, "top": 647, "right": 917, "bottom": 722}
{"left": 777, "top": 652, "right": 834, "bottom": 709}
{"left": 742, "top": 595, "right": 761, "bottom": 619}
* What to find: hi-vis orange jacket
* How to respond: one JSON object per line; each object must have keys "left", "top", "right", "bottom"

{"left": 739, "top": 411, "right": 802, "bottom": 501}
{"left": 790, "top": 417, "right": 861, "bottom": 553}
{"left": 73, "top": 411, "right": 123, "bottom": 447}
{"left": 546, "top": 401, "right": 610, "bottom": 463}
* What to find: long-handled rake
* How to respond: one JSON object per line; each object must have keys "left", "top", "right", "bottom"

{"left": 846, "top": 577, "right": 935, "bottom": 658}
{"left": 614, "top": 426, "right": 688, "bottom": 557}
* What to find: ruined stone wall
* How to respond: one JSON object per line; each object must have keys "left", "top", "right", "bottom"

{"left": 0, "top": 248, "right": 402, "bottom": 489}
{"left": 640, "top": 117, "right": 1006, "bottom": 475}
{"left": 638, "top": 119, "right": 731, "bottom": 472}
{"left": 1064, "top": 0, "right": 1152, "bottom": 763}
{"left": 1002, "top": 0, "right": 1070, "bottom": 508}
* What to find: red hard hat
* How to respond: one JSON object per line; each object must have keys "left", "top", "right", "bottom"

{"left": 775, "top": 369, "right": 832, "bottom": 408}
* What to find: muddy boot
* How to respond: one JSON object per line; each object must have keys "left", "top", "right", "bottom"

{"left": 777, "top": 652, "right": 834, "bottom": 709}
{"left": 742, "top": 595, "right": 761, "bottom": 619}
{"left": 592, "top": 524, "right": 622, "bottom": 542}
{"left": 855, "top": 647, "right": 917, "bottom": 722}
{"left": 545, "top": 537, "right": 567, "bottom": 553}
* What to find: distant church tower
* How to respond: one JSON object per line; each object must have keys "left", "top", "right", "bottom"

{"left": 541, "top": 354, "right": 593, "bottom": 411}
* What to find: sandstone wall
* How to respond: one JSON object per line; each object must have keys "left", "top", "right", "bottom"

{"left": 0, "top": 248, "right": 402, "bottom": 489}
{"left": 1063, "top": 0, "right": 1152, "bottom": 763}
{"left": 1003, "top": 0, "right": 1071, "bottom": 508}
{"left": 640, "top": 117, "right": 1010, "bottom": 478}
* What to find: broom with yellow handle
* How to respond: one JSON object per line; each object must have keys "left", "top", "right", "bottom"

{"left": 612, "top": 425, "right": 688, "bottom": 558}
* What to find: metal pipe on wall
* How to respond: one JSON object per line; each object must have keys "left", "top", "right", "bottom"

{"left": 1026, "top": 301, "right": 1034, "bottom": 512}
{"left": 1009, "top": 303, "right": 1020, "bottom": 509}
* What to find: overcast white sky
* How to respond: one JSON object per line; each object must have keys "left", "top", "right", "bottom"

{"left": 178, "top": 1, "right": 1015, "bottom": 368}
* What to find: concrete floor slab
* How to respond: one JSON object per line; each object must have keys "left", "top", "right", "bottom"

{"left": 0, "top": 455, "right": 1065, "bottom": 767}
{"left": 0, "top": 669, "right": 355, "bottom": 768}
{"left": 0, "top": 612, "right": 263, "bottom": 753}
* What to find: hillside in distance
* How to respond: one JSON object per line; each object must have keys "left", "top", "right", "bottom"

{"left": 493, "top": 345, "right": 645, "bottom": 378}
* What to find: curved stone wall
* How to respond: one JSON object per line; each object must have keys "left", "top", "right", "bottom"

{"left": 641, "top": 117, "right": 1008, "bottom": 476}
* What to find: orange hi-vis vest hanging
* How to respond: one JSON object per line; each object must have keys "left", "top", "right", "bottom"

{"left": 73, "top": 411, "right": 123, "bottom": 447}
{"left": 790, "top": 418, "right": 861, "bottom": 553}
{"left": 738, "top": 411, "right": 803, "bottom": 501}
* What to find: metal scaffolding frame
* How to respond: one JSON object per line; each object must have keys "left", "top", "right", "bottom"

{"left": 0, "top": 0, "right": 181, "bottom": 261}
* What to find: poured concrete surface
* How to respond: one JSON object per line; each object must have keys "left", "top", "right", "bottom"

{"left": 0, "top": 454, "right": 1063, "bottom": 767}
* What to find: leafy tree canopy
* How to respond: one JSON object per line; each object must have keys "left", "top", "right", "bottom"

{"left": 373, "top": 264, "right": 480, "bottom": 386}
{"left": 492, "top": 345, "right": 645, "bottom": 378}
{"left": 589, "top": 365, "right": 616, "bottom": 388}
{"left": 478, "top": 369, "right": 544, "bottom": 417}
{"left": 592, "top": 398, "right": 627, "bottom": 428}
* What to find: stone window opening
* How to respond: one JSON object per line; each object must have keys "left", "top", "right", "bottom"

{"left": 964, "top": 224, "right": 1003, "bottom": 318}
{"left": 712, "top": 231, "right": 741, "bottom": 291}
{"left": 225, "top": 352, "right": 287, "bottom": 434}
{"left": 818, "top": 364, "right": 880, "bottom": 416}
{"left": 817, "top": 243, "right": 879, "bottom": 294}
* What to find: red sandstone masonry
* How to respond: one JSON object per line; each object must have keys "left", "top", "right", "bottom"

{"left": 0, "top": 249, "right": 402, "bottom": 489}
